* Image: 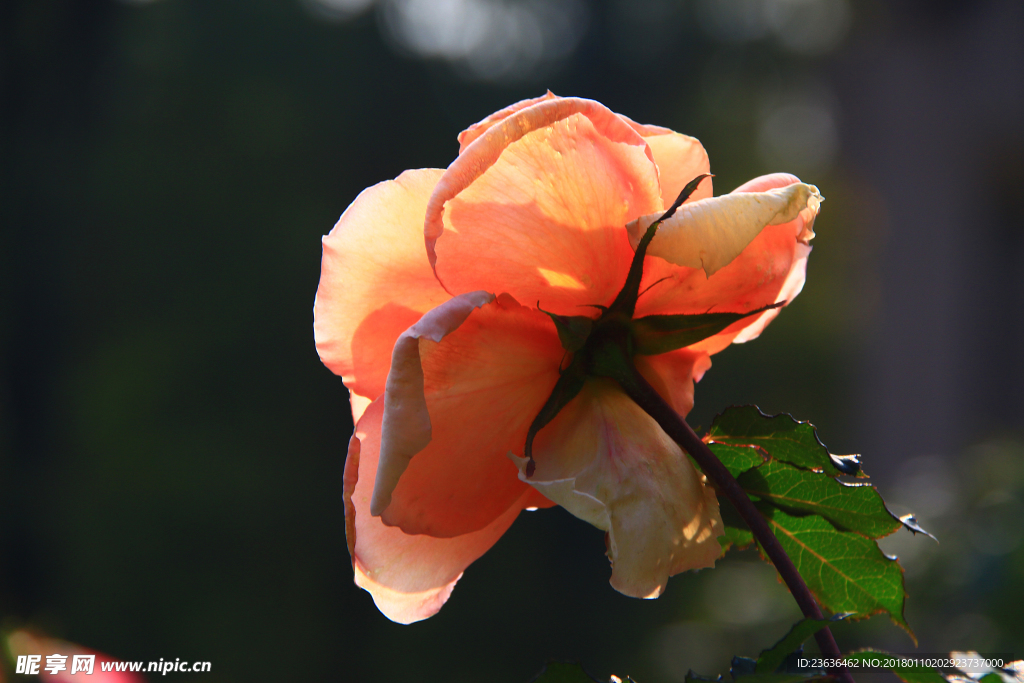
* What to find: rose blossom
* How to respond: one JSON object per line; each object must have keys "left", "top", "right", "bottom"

{"left": 314, "top": 93, "right": 820, "bottom": 623}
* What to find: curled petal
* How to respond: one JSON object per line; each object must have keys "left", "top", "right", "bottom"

{"left": 512, "top": 381, "right": 723, "bottom": 599}
{"left": 457, "top": 91, "right": 559, "bottom": 152}
{"left": 375, "top": 294, "right": 564, "bottom": 537}
{"left": 627, "top": 181, "right": 821, "bottom": 277}
{"left": 372, "top": 291, "right": 495, "bottom": 517}
{"left": 347, "top": 399, "right": 534, "bottom": 624}
{"left": 314, "top": 169, "right": 450, "bottom": 405}
{"left": 426, "top": 97, "right": 664, "bottom": 316}
{"left": 633, "top": 174, "right": 817, "bottom": 350}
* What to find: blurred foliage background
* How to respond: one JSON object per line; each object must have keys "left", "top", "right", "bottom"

{"left": 1, "top": 0, "right": 1022, "bottom": 681}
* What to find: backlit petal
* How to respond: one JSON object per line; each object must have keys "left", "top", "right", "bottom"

{"left": 627, "top": 182, "right": 820, "bottom": 277}
{"left": 512, "top": 380, "right": 723, "bottom": 599}
{"left": 457, "top": 91, "right": 559, "bottom": 153}
{"left": 372, "top": 291, "right": 496, "bottom": 517}
{"left": 634, "top": 174, "right": 817, "bottom": 351}
{"left": 618, "top": 116, "right": 714, "bottom": 207}
{"left": 314, "top": 169, "right": 450, "bottom": 404}
{"left": 426, "top": 97, "right": 664, "bottom": 316}
{"left": 347, "top": 399, "right": 533, "bottom": 624}
{"left": 375, "top": 294, "right": 565, "bottom": 537}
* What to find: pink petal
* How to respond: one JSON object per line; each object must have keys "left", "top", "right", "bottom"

{"left": 457, "top": 91, "right": 559, "bottom": 153}
{"left": 371, "top": 290, "right": 495, "bottom": 516}
{"left": 346, "top": 398, "right": 535, "bottom": 624}
{"left": 375, "top": 294, "right": 565, "bottom": 537}
{"left": 618, "top": 116, "right": 714, "bottom": 207}
{"left": 314, "top": 169, "right": 451, "bottom": 406}
{"left": 512, "top": 381, "right": 723, "bottom": 599}
{"left": 425, "top": 97, "right": 664, "bottom": 316}
{"left": 634, "top": 174, "right": 817, "bottom": 352}
{"left": 635, "top": 348, "right": 713, "bottom": 418}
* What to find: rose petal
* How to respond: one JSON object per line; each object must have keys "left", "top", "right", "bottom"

{"left": 512, "top": 380, "right": 723, "bottom": 599}
{"left": 618, "top": 116, "right": 714, "bottom": 207}
{"left": 347, "top": 398, "right": 533, "bottom": 624}
{"left": 457, "top": 91, "right": 559, "bottom": 153}
{"left": 372, "top": 290, "right": 496, "bottom": 517}
{"left": 633, "top": 174, "right": 817, "bottom": 351}
{"left": 314, "top": 169, "right": 450, "bottom": 405}
{"left": 426, "top": 97, "right": 664, "bottom": 316}
{"left": 375, "top": 294, "right": 565, "bottom": 537}
{"left": 635, "top": 348, "right": 713, "bottom": 418}
{"left": 627, "top": 181, "right": 820, "bottom": 277}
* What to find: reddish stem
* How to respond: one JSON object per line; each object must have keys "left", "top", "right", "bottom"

{"left": 615, "top": 365, "right": 855, "bottom": 683}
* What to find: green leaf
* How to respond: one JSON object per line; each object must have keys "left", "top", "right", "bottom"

{"left": 755, "top": 618, "right": 839, "bottom": 674}
{"left": 757, "top": 506, "right": 910, "bottom": 635}
{"left": 843, "top": 652, "right": 945, "bottom": 683}
{"left": 708, "top": 443, "right": 767, "bottom": 478}
{"left": 631, "top": 305, "right": 779, "bottom": 356}
{"left": 977, "top": 674, "right": 1004, "bottom": 683}
{"left": 738, "top": 461, "right": 901, "bottom": 539}
{"left": 718, "top": 499, "right": 754, "bottom": 551}
{"left": 529, "top": 662, "right": 601, "bottom": 683}
{"left": 705, "top": 407, "right": 861, "bottom": 477}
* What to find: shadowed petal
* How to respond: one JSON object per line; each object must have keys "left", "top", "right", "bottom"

{"left": 634, "top": 174, "right": 817, "bottom": 351}
{"left": 426, "top": 97, "right": 664, "bottom": 316}
{"left": 314, "top": 169, "right": 450, "bottom": 406}
{"left": 375, "top": 294, "right": 565, "bottom": 537}
{"left": 347, "top": 399, "right": 535, "bottom": 624}
{"left": 512, "top": 380, "right": 723, "bottom": 599}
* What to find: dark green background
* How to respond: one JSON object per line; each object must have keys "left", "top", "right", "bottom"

{"left": 2, "top": 1, "right": 1021, "bottom": 681}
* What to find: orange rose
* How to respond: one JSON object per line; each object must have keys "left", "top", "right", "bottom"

{"left": 314, "top": 93, "right": 820, "bottom": 623}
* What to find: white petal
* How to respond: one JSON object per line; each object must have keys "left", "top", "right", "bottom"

{"left": 511, "top": 380, "right": 723, "bottom": 599}
{"left": 626, "top": 182, "right": 821, "bottom": 277}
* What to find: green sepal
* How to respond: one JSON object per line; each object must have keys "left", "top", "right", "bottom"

{"left": 523, "top": 357, "right": 587, "bottom": 473}
{"left": 738, "top": 461, "right": 902, "bottom": 539}
{"left": 705, "top": 407, "right": 862, "bottom": 477}
{"left": 632, "top": 304, "right": 780, "bottom": 356}
{"left": 608, "top": 174, "right": 711, "bottom": 317}
{"left": 541, "top": 307, "right": 595, "bottom": 353}
{"left": 755, "top": 616, "right": 849, "bottom": 674}
{"left": 843, "top": 652, "right": 946, "bottom": 683}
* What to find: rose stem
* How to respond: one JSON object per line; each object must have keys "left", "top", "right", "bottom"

{"left": 615, "top": 363, "right": 855, "bottom": 683}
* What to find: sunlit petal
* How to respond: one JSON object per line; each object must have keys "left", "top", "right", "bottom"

{"left": 347, "top": 399, "right": 536, "bottom": 624}
{"left": 426, "top": 97, "right": 663, "bottom": 315}
{"left": 314, "top": 169, "right": 450, "bottom": 404}
{"left": 375, "top": 294, "right": 564, "bottom": 537}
